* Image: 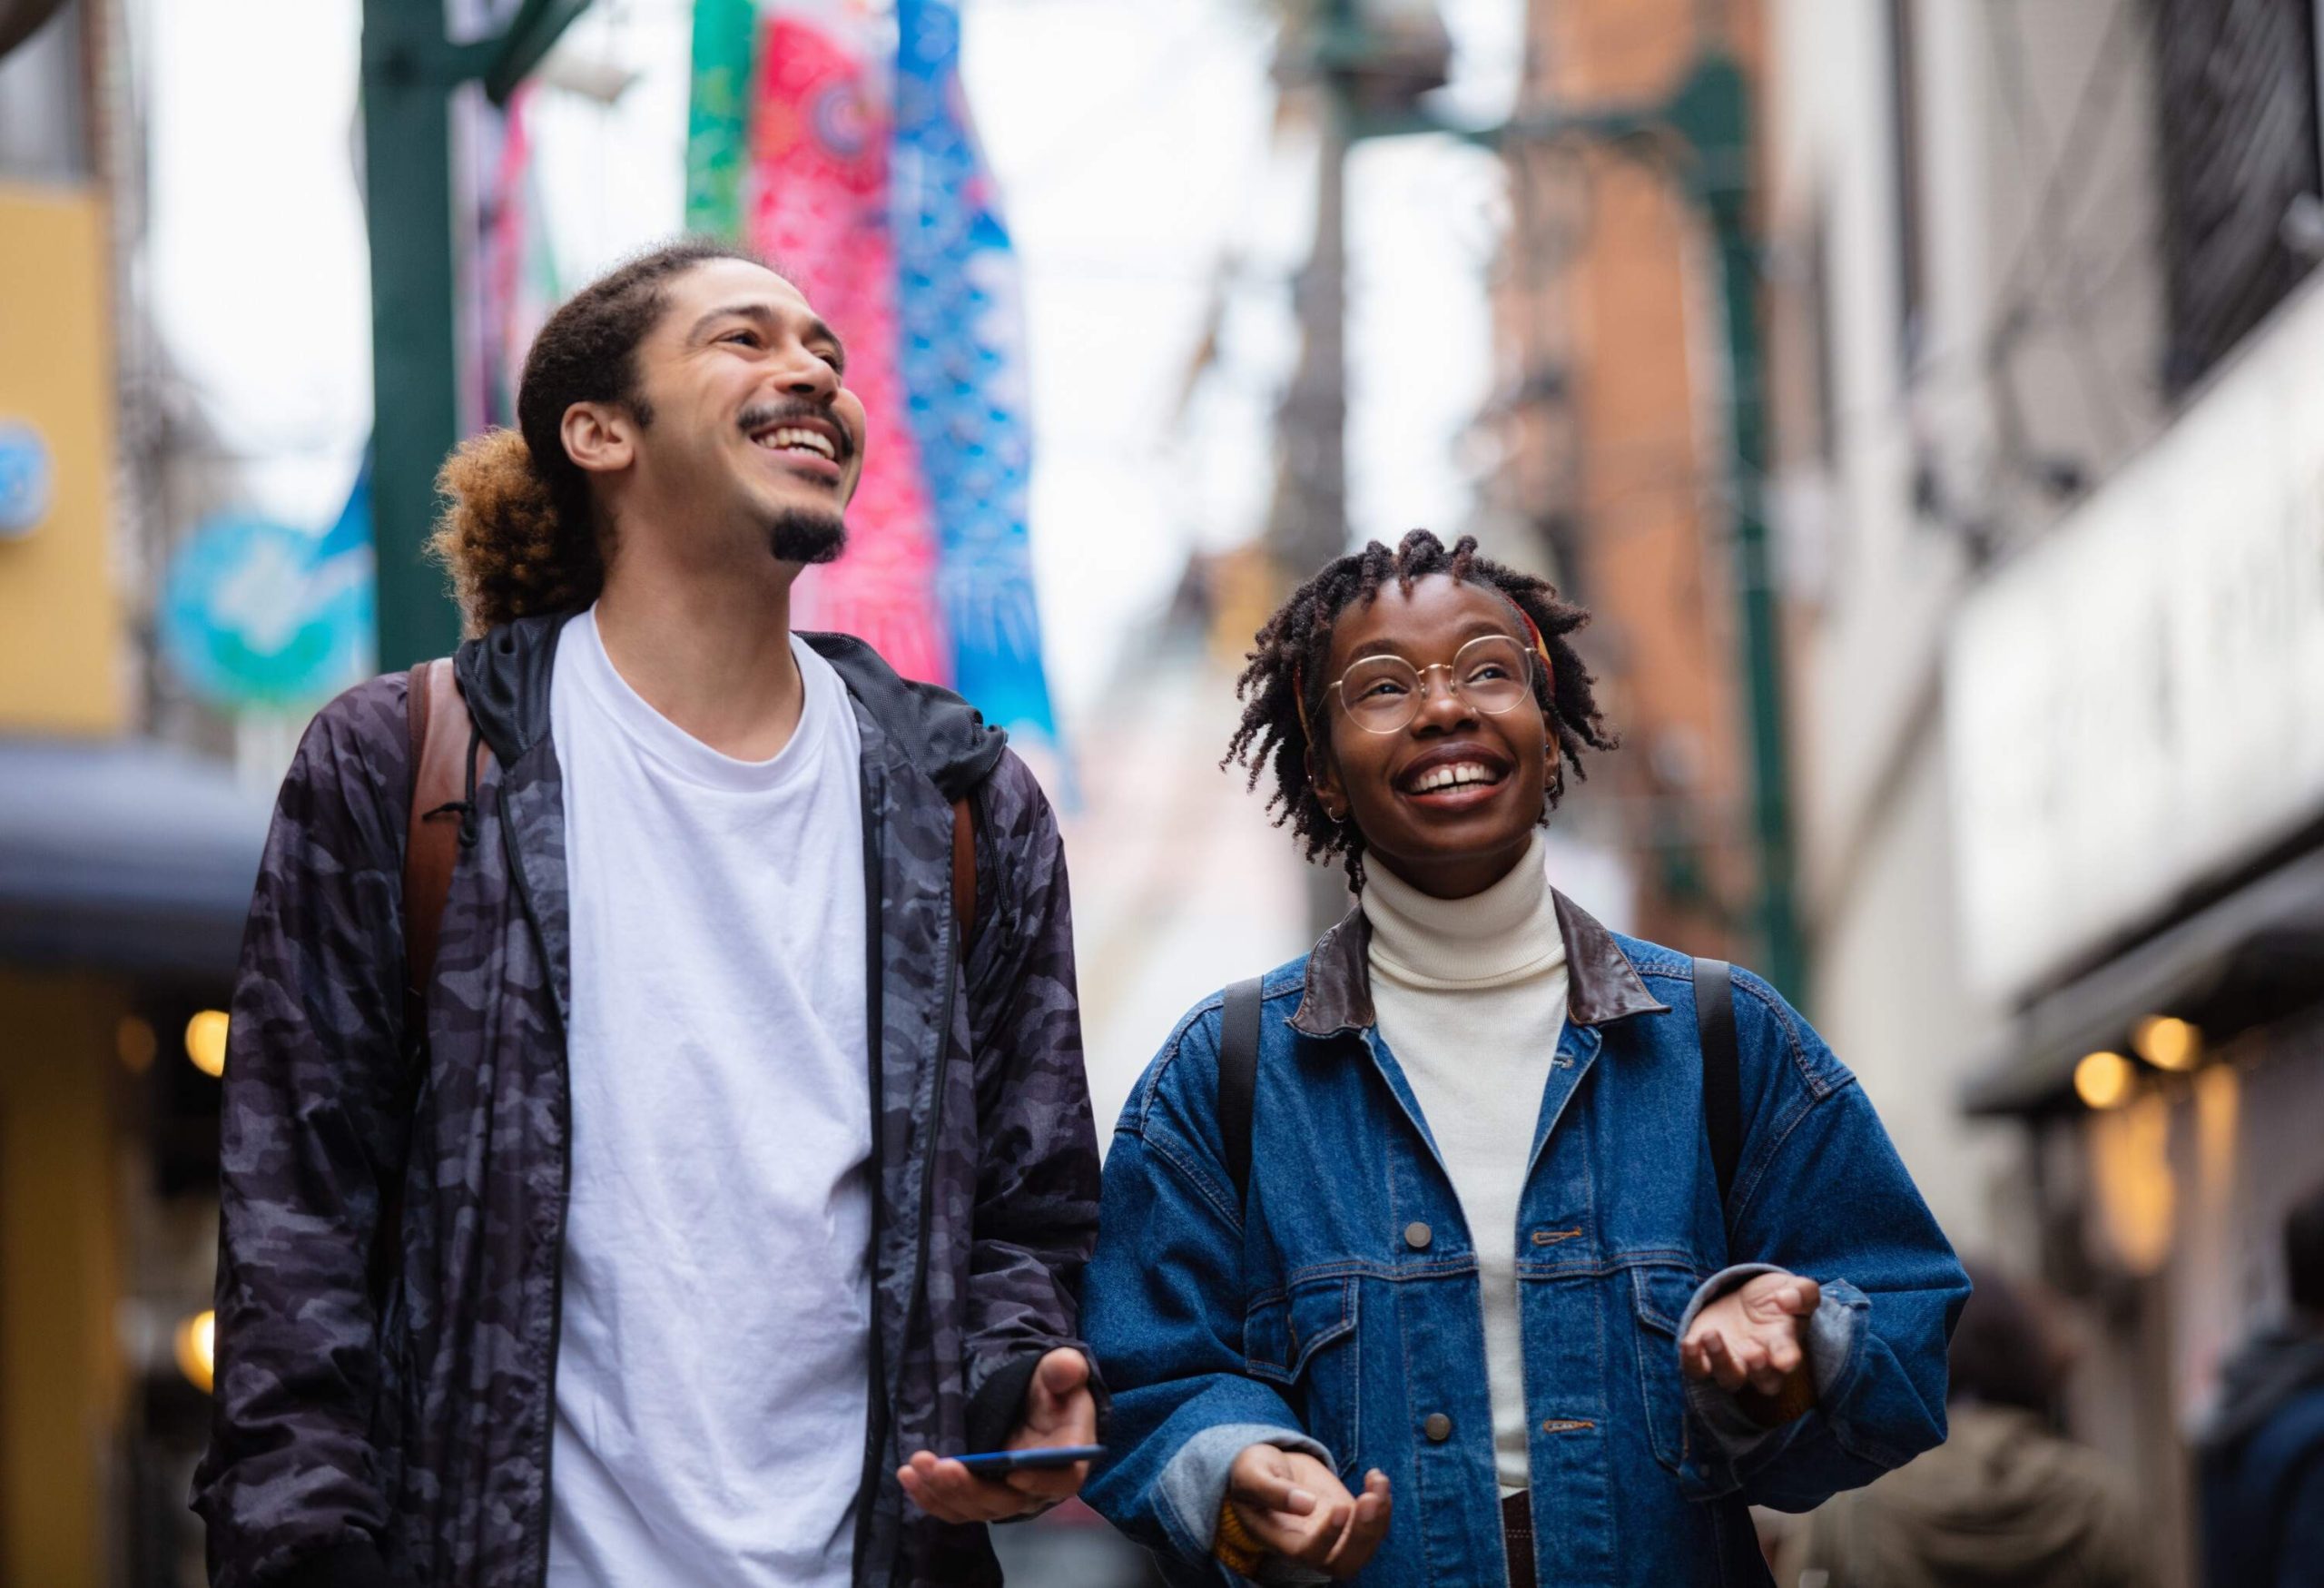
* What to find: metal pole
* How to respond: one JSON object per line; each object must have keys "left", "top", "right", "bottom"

{"left": 363, "top": 0, "right": 468, "bottom": 671}
{"left": 1668, "top": 54, "right": 1807, "bottom": 1001}
{"left": 362, "top": 0, "right": 596, "bottom": 672}
{"left": 1281, "top": 84, "right": 1350, "bottom": 580}
{"left": 1272, "top": 5, "right": 1355, "bottom": 932}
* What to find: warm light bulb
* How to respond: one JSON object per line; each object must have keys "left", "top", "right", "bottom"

{"left": 2132, "top": 1015, "right": 2201, "bottom": 1071}
{"left": 184, "top": 1011, "right": 229, "bottom": 1078}
{"left": 175, "top": 1309, "right": 215, "bottom": 1393}
{"left": 2074, "top": 1050, "right": 2134, "bottom": 1110}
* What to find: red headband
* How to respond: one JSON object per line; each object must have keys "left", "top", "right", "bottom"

{"left": 1515, "top": 607, "right": 1557, "bottom": 696}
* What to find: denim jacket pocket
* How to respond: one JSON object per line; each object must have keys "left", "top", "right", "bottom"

{"left": 1243, "top": 1276, "right": 1362, "bottom": 1475}
{"left": 1629, "top": 1263, "right": 1699, "bottom": 1479}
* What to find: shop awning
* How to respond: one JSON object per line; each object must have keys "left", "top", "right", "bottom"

{"left": 0, "top": 736, "right": 272, "bottom": 981}
{"left": 1961, "top": 843, "right": 2324, "bottom": 1116}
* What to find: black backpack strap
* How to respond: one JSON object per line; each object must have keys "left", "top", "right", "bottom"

{"left": 1696, "top": 958, "right": 1741, "bottom": 1208}
{"left": 1218, "top": 977, "right": 1265, "bottom": 1206}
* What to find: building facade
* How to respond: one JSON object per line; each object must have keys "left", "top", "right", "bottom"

{"left": 1, "top": 5, "right": 267, "bottom": 1583}
{"left": 1482, "top": 0, "right": 1768, "bottom": 967}
{"left": 1767, "top": 1, "right": 2324, "bottom": 1581}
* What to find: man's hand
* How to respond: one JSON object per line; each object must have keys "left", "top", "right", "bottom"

{"left": 1224, "top": 1445, "right": 1391, "bottom": 1580}
{"left": 1680, "top": 1271, "right": 1819, "bottom": 1404}
{"left": 896, "top": 1347, "right": 1098, "bottom": 1524}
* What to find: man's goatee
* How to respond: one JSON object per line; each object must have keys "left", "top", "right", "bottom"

{"left": 771, "top": 508, "right": 847, "bottom": 566}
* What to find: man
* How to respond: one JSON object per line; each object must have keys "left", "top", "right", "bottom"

{"left": 2200, "top": 1179, "right": 2324, "bottom": 1588}
{"left": 194, "top": 240, "right": 1101, "bottom": 1588}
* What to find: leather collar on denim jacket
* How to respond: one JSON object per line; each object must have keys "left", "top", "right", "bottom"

{"left": 1289, "top": 886, "right": 1669, "bottom": 1038}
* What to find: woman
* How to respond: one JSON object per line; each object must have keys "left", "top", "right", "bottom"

{"left": 1082, "top": 532, "right": 1967, "bottom": 1586}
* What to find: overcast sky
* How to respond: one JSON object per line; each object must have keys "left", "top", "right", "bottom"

{"left": 140, "top": 0, "right": 1516, "bottom": 723}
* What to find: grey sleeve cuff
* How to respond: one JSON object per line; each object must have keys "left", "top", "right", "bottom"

{"left": 1676, "top": 1264, "right": 1860, "bottom": 1457}
{"left": 1156, "top": 1422, "right": 1334, "bottom": 1583}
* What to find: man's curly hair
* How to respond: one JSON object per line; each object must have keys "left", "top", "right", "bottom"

{"left": 1224, "top": 529, "right": 1615, "bottom": 885}
{"left": 429, "top": 238, "right": 766, "bottom": 635}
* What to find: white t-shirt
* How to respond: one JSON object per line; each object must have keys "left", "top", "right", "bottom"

{"left": 1361, "top": 833, "right": 1569, "bottom": 1496}
{"left": 545, "top": 607, "right": 872, "bottom": 1587}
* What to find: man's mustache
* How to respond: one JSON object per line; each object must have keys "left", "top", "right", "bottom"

{"left": 737, "top": 401, "right": 856, "bottom": 462}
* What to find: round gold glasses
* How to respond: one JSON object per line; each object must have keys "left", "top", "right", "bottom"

{"left": 1328, "top": 634, "right": 1535, "bottom": 735}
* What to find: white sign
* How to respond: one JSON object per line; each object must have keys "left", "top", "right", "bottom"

{"left": 1945, "top": 278, "right": 2324, "bottom": 1002}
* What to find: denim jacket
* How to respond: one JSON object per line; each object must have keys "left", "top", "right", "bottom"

{"left": 1083, "top": 896, "right": 1966, "bottom": 1587}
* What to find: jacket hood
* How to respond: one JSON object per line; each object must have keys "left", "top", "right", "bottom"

{"left": 1858, "top": 1404, "right": 2135, "bottom": 1578}
{"left": 452, "top": 613, "right": 1007, "bottom": 800}
{"left": 801, "top": 631, "right": 1007, "bottom": 800}
{"left": 2201, "top": 1319, "right": 2324, "bottom": 1450}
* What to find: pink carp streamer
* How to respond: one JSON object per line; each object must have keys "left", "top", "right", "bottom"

{"left": 748, "top": 5, "right": 950, "bottom": 684}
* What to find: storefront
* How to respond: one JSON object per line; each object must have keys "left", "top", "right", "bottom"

{"left": 0, "top": 736, "right": 269, "bottom": 1585}
{"left": 1945, "top": 271, "right": 2324, "bottom": 1579}
{"left": 0, "top": 177, "right": 270, "bottom": 1585}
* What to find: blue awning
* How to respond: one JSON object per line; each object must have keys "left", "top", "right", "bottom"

{"left": 0, "top": 736, "right": 272, "bottom": 981}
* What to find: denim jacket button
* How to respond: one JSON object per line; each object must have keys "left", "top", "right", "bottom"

{"left": 1403, "top": 1221, "right": 1433, "bottom": 1250}
{"left": 1423, "top": 1412, "right": 1452, "bottom": 1442}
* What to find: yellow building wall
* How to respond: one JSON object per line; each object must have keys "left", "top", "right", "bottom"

{"left": 0, "top": 182, "right": 123, "bottom": 735}
{"left": 0, "top": 973, "right": 124, "bottom": 1588}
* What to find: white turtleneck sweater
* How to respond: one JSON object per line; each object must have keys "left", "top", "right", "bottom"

{"left": 1362, "top": 833, "right": 1566, "bottom": 1497}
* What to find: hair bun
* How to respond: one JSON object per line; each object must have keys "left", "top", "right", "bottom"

{"left": 429, "top": 428, "right": 577, "bottom": 636}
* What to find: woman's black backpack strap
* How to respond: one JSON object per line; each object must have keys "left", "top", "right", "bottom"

{"left": 1695, "top": 958, "right": 1741, "bottom": 1208}
{"left": 1218, "top": 977, "right": 1265, "bottom": 1205}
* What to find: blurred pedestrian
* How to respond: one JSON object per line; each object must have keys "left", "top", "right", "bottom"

{"left": 2198, "top": 1179, "right": 2324, "bottom": 1588}
{"left": 1768, "top": 1259, "right": 2150, "bottom": 1588}
{"left": 193, "top": 241, "right": 1102, "bottom": 1588}
{"left": 1080, "top": 530, "right": 1967, "bottom": 1586}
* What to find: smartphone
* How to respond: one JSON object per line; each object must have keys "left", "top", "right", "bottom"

{"left": 949, "top": 1444, "right": 1104, "bottom": 1476}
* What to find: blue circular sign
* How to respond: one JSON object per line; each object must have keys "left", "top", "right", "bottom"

{"left": 159, "top": 512, "right": 376, "bottom": 708}
{"left": 0, "top": 419, "right": 54, "bottom": 539}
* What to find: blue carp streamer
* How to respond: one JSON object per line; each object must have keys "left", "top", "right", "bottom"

{"left": 893, "top": 0, "right": 1058, "bottom": 743}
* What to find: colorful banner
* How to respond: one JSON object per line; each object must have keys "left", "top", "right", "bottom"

{"left": 475, "top": 86, "right": 561, "bottom": 427}
{"left": 692, "top": 0, "right": 1056, "bottom": 735}
{"left": 746, "top": 1, "right": 950, "bottom": 685}
{"left": 893, "top": 0, "right": 1056, "bottom": 740}
{"left": 685, "top": 0, "right": 758, "bottom": 236}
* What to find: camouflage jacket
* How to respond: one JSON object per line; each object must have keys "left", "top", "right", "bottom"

{"left": 193, "top": 614, "right": 1101, "bottom": 1588}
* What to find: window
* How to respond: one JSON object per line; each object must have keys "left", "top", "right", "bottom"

{"left": 0, "top": 1, "right": 91, "bottom": 183}
{"left": 2154, "top": 0, "right": 2322, "bottom": 392}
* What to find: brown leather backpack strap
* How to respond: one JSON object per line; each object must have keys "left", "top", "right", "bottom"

{"left": 404, "top": 659, "right": 479, "bottom": 1039}
{"left": 951, "top": 794, "right": 976, "bottom": 947}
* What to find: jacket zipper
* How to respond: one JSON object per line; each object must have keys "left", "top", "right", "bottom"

{"left": 856, "top": 783, "right": 968, "bottom": 1585}
{"left": 498, "top": 773, "right": 573, "bottom": 1588}
{"left": 852, "top": 772, "right": 889, "bottom": 1583}
{"left": 871, "top": 803, "right": 963, "bottom": 1586}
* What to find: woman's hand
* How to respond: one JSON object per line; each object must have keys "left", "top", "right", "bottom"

{"left": 1224, "top": 1445, "right": 1391, "bottom": 1579}
{"left": 1680, "top": 1270, "right": 1819, "bottom": 1407}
